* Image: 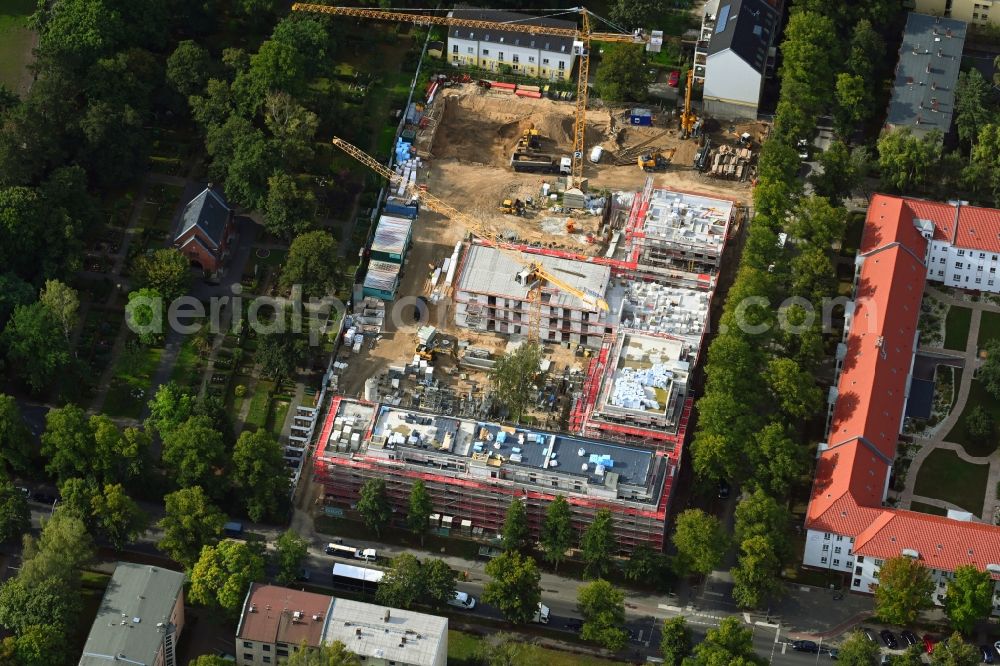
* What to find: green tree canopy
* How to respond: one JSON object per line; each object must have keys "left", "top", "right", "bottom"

{"left": 877, "top": 128, "right": 943, "bottom": 193}
{"left": 232, "top": 430, "right": 289, "bottom": 522}
{"left": 874, "top": 556, "right": 935, "bottom": 625}
{"left": 256, "top": 326, "right": 305, "bottom": 384}
{"left": 540, "top": 495, "right": 574, "bottom": 572}
{"left": 489, "top": 341, "right": 541, "bottom": 423}
{"left": 577, "top": 579, "right": 627, "bottom": 651}
{"left": 145, "top": 381, "right": 196, "bottom": 437}
{"left": 748, "top": 422, "right": 806, "bottom": 498}
{"left": 285, "top": 642, "right": 360, "bottom": 666}
{"left": 731, "top": 535, "right": 782, "bottom": 609}
{"left": 90, "top": 483, "right": 148, "bottom": 551}
{"left": 734, "top": 489, "right": 792, "bottom": 562}
{"left": 0, "top": 394, "right": 32, "bottom": 473}
{"left": 689, "top": 616, "right": 764, "bottom": 665}
{"left": 955, "top": 67, "right": 992, "bottom": 148}
{"left": 581, "top": 507, "right": 616, "bottom": 579}
{"left": 126, "top": 287, "right": 164, "bottom": 345}
{"left": 274, "top": 529, "right": 309, "bottom": 586}
{"left": 375, "top": 553, "right": 424, "bottom": 609}
{"left": 483, "top": 551, "right": 542, "bottom": 624}
{"left": 356, "top": 479, "right": 391, "bottom": 537}
{"left": 265, "top": 173, "right": 317, "bottom": 240}
{"left": 161, "top": 415, "right": 227, "bottom": 490}
{"left": 931, "top": 632, "right": 979, "bottom": 666}
{"left": 19, "top": 511, "right": 93, "bottom": 589}
{"left": 474, "top": 633, "right": 542, "bottom": 666}
{"left": 132, "top": 248, "right": 191, "bottom": 302}
{"left": 945, "top": 565, "right": 994, "bottom": 634}
{"left": 189, "top": 539, "right": 265, "bottom": 616}
{"left": 672, "top": 509, "right": 728, "bottom": 576}
{"left": 979, "top": 340, "right": 1000, "bottom": 400}
{"left": 423, "top": 559, "right": 458, "bottom": 610}
{"left": 407, "top": 480, "right": 433, "bottom": 544}
{"left": 158, "top": 486, "right": 225, "bottom": 568}
{"left": 0, "top": 477, "right": 29, "bottom": 544}
{"left": 833, "top": 630, "right": 881, "bottom": 666}
{"left": 280, "top": 230, "right": 341, "bottom": 300}
{"left": 660, "top": 616, "right": 692, "bottom": 665}
{"left": 2, "top": 301, "right": 70, "bottom": 393}
{"left": 594, "top": 44, "right": 648, "bottom": 103}
{"left": 38, "top": 279, "right": 78, "bottom": 342}
{"left": 502, "top": 498, "right": 531, "bottom": 554}
{"left": 166, "top": 40, "right": 212, "bottom": 97}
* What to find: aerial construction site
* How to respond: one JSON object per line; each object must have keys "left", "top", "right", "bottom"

{"left": 290, "top": 3, "right": 763, "bottom": 543}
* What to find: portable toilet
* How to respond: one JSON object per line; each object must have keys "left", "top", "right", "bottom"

{"left": 629, "top": 108, "right": 653, "bottom": 126}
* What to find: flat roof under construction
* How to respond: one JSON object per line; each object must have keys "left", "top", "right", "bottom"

{"left": 642, "top": 189, "right": 732, "bottom": 251}
{"left": 456, "top": 244, "right": 611, "bottom": 311}
{"left": 596, "top": 332, "right": 692, "bottom": 423}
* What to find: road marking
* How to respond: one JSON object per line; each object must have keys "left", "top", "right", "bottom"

{"left": 781, "top": 643, "right": 787, "bottom": 654}
{"left": 755, "top": 621, "right": 780, "bottom": 629}
{"left": 703, "top": 591, "right": 724, "bottom": 597}
{"left": 658, "top": 604, "right": 683, "bottom": 612}
{"left": 743, "top": 612, "right": 751, "bottom": 623}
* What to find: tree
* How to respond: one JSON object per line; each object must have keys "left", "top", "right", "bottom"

{"left": 980, "top": 340, "right": 1000, "bottom": 400}
{"left": 12, "top": 624, "right": 68, "bottom": 666}
{"left": 285, "top": 642, "right": 360, "bottom": 666}
{"left": 89, "top": 414, "right": 148, "bottom": 484}
{"left": 232, "top": 430, "right": 289, "bottom": 522}
{"left": 955, "top": 68, "right": 992, "bottom": 148}
{"left": 256, "top": 327, "right": 305, "bottom": 383}
{"left": 474, "top": 633, "right": 542, "bottom": 666}
{"left": 126, "top": 287, "right": 164, "bottom": 345}
{"left": 484, "top": 551, "right": 542, "bottom": 624}
{"left": 608, "top": 0, "right": 659, "bottom": 29}
{"left": 2, "top": 301, "right": 70, "bottom": 393}
{"left": 376, "top": 553, "right": 424, "bottom": 609}
{"left": 133, "top": 248, "right": 191, "bottom": 302}
{"left": 265, "top": 173, "right": 317, "bottom": 239}
{"left": 965, "top": 405, "right": 994, "bottom": 443}
{"left": 90, "top": 483, "right": 148, "bottom": 550}
{"left": 145, "top": 381, "right": 196, "bottom": 437}
{"left": 264, "top": 92, "right": 319, "bottom": 170}
{"left": 833, "top": 630, "right": 881, "bottom": 666}
{"left": 877, "top": 128, "right": 943, "bottom": 192}
{"left": 749, "top": 422, "right": 806, "bottom": 498}
{"left": 40, "top": 404, "right": 93, "bottom": 483}
{"left": 356, "top": 479, "right": 391, "bottom": 537}
{"left": 624, "top": 543, "right": 666, "bottom": 586}
{"left": 0, "top": 477, "right": 29, "bottom": 543}
{"left": 730, "top": 535, "right": 782, "bottom": 609}
{"left": 406, "top": 480, "right": 433, "bottom": 544}
{"left": 280, "top": 230, "right": 340, "bottom": 299}
{"left": 689, "top": 616, "right": 763, "bottom": 665}
{"left": 161, "top": 415, "right": 227, "bottom": 490}
{"left": 0, "top": 394, "right": 31, "bottom": 473}
{"left": 0, "top": 576, "right": 80, "bottom": 639}
{"left": 502, "top": 498, "right": 531, "bottom": 554}
{"left": 594, "top": 43, "right": 648, "bottom": 103}
{"left": 540, "top": 495, "right": 574, "bottom": 572}
{"left": 734, "top": 489, "right": 792, "bottom": 561}
{"left": 789, "top": 195, "right": 848, "bottom": 250}
{"left": 167, "top": 40, "right": 212, "bottom": 97}
{"left": 660, "top": 616, "right": 692, "bottom": 665}
{"left": 274, "top": 530, "right": 309, "bottom": 585}
{"left": 489, "top": 341, "right": 541, "bottom": 422}
{"left": 158, "top": 486, "right": 225, "bottom": 568}
{"left": 581, "top": 507, "right": 616, "bottom": 579}
{"left": 190, "top": 656, "right": 240, "bottom": 666}
{"left": 833, "top": 73, "right": 870, "bottom": 135}
{"left": 945, "top": 565, "right": 994, "bottom": 634}
{"left": 206, "top": 116, "right": 272, "bottom": 210}
{"left": 577, "top": 579, "right": 627, "bottom": 651}
{"left": 19, "top": 512, "right": 93, "bottom": 589}
{"left": 874, "top": 556, "right": 935, "bottom": 625}
{"left": 189, "top": 539, "right": 265, "bottom": 616}
{"left": 790, "top": 245, "right": 837, "bottom": 304}
{"left": 423, "top": 559, "right": 458, "bottom": 609}
{"left": 810, "top": 140, "right": 861, "bottom": 205}
{"left": 0, "top": 273, "right": 34, "bottom": 330}
{"left": 38, "top": 279, "right": 78, "bottom": 342}
{"left": 671, "top": 509, "right": 728, "bottom": 577}
{"left": 931, "top": 632, "right": 979, "bottom": 666}
{"left": 58, "top": 477, "right": 97, "bottom": 527}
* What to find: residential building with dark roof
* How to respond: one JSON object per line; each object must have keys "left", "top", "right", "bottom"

{"left": 174, "top": 185, "right": 237, "bottom": 275}
{"left": 695, "top": 0, "right": 783, "bottom": 119}
{"left": 802, "top": 194, "right": 1000, "bottom": 612}
{"left": 885, "top": 13, "right": 966, "bottom": 139}
{"left": 79, "top": 563, "right": 185, "bottom": 666}
{"left": 446, "top": 8, "right": 579, "bottom": 81}
{"left": 236, "top": 584, "right": 334, "bottom": 665}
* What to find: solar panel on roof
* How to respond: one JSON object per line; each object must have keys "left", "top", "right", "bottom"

{"left": 716, "top": 4, "right": 731, "bottom": 34}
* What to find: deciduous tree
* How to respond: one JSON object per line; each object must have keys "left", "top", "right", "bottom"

{"left": 126, "top": 287, "right": 164, "bottom": 346}
{"left": 502, "top": 498, "right": 531, "bottom": 554}
{"left": 285, "top": 642, "right": 360, "bottom": 666}
{"left": 581, "top": 507, "right": 616, "bottom": 579}
{"left": 749, "top": 422, "right": 806, "bottom": 498}
{"left": 161, "top": 415, "right": 227, "bottom": 490}
{"left": 356, "top": 479, "right": 391, "bottom": 537}
{"left": 731, "top": 535, "right": 782, "bottom": 609}
{"left": 375, "top": 553, "right": 424, "bottom": 609}
{"left": 406, "top": 480, "right": 433, "bottom": 544}
{"left": 734, "top": 489, "right": 792, "bottom": 561}
{"left": 490, "top": 341, "right": 541, "bottom": 423}
{"left": 594, "top": 44, "right": 648, "bottom": 103}
{"left": 133, "top": 248, "right": 191, "bottom": 302}
{"left": 956, "top": 68, "right": 992, "bottom": 149}
{"left": 232, "top": 430, "right": 289, "bottom": 522}
{"left": 660, "top": 616, "right": 692, "bottom": 665}
{"left": 689, "top": 616, "right": 764, "bottom": 665}
{"left": 189, "top": 539, "right": 265, "bottom": 616}
{"left": 423, "top": 559, "right": 458, "bottom": 610}
{"left": 965, "top": 405, "right": 994, "bottom": 443}
{"left": 256, "top": 327, "right": 305, "bottom": 384}
{"left": 834, "top": 630, "right": 881, "bottom": 666}
{"left": 0, "top": 477, "right": 29, "bottom": 544}
{"left": 2, "top": 302, "right": 70, "bottom": 393}
{"left": 280, "top": 230, "right": 340, "bottom": 299}
{"left": 874, "top": 556, "right": 935, "bottom": 625}
{"left": 90, "top": 483, "right": 148, "bottom": 550}
{"left": 158, "top": 486, "right": 225, "bottom": 568}
{"left": 877, "top": 128, "right": 943, "bottom": 193}
{"left": 145, "top": 381, "right": 196, "bottom": 437}
{"left": 540, "top": 495, "right": 574, "bottom": 572}
{"left": 274, "top": 529, "right": 308, "bottom": 586}
{"left": 265, "top": 173, "right": 317, "bottom": 240}
{"left": 483, "top": 551, "right": 542, "bottom": 624}
{"left": 931, "top": 632, "right": 979, "bottom": 666}
{"left": 577, "top": 579, "right": 627, "bottom": 651}
{"left": 945, "top": 565, "right": 994, "bottom": 634}
{"left": 672, "top": 509, "right": 728, "bottom": 577}
{"left": 0, "top": 394, "right": 31, "bottom": 473}
{"left": 38, "top": 279, "right": 78, "bottom": 342}
{"left": 167, "top": 40, "right": 212, "bottom": 97}
{"left": 474, "top": 633, "right": 541, "bottom": 666}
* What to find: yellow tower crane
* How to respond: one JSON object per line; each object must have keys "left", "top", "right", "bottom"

{"left": 330, "top": 137, "right": 609, "bottom": 342}
{"left": 292, "top": 4, "right": 652, "bottom": 190}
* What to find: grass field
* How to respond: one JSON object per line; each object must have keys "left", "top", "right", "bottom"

{"left": 104, "top": 343, "right": 164, "bottom": 418}
{"left": 907, "top": 501, "right": 948, "bottom": 516}
{"left": 946, "top": 380, "right": 1000, "bottom": 457}
{"left": 979, "top": 311, "right": 1000, "bottom": 349}
{"left": 913, "top": 448, "right": 989, "bottom": 514}
{"left": 244, "top": 380, "right": 274, "bottom": 431}
{"left": 447, "top": 630, "right": 630, "bottom": 666}
{"left": 944, "top": 306, "right": 972, "bottom": 351}
{"left": 0, "top": 0, "right": 35, "bottom": 93}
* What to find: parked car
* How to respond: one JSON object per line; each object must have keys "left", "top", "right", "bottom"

{"left": 717, "top": 479, "right": 731, "bottom": 499}
{"left": 16, "top": 487, "right": 29, "bottom": 498}
{"left": 791, "top": 640, "right": 818, "bottom": 653}
{"left": 667, "top": 70, "right": 680, "bottom": 87}
{"left": 566, "top": 619, "right": 584, "bottom": 632}
{"left": 880, "top": 630, "right": 898, "bottom": 649}
{"left": 448, "top": 591, "right": 477, "bottom": 610}
{"left": 295, "top": 568, "right": 311, "bottom": 582}
{"left": 981, "top": 645, "right": 996, "bottom": 664}
{"left": 923, "top": 634, "right": 938, "bottom": 654}
{"left": 828, "top": 648, "right": 839, "bottom": 660}
{"left": 994, "top": 640, "right": 1000, "bottom": 656}
{"left": 901, "top": 630, "right": 918, "bottom": 647}
{"left": 31, "top": 490, "right": 58, "bottom": 504}
{"left": 797, "top": 138, "right": 810, "bottom": 160}
{"left": 861, "top": 627, "right": 877, "bottom": 643}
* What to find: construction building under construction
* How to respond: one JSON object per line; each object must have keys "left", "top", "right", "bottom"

{"left": 313, "top": 397, "right": 674, "bottom": 553}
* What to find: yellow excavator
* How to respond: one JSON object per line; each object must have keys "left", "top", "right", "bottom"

{"left": 638, "top": 151, "right": 670, "bottom": 172}
{"left": 499, "top": 198, "right": 526, "bottom": 216}
{"left": 680, "top": 70, "right": 698, "bottom": 139}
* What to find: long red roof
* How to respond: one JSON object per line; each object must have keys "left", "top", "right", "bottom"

{"left": 805, "top": 194, "right": 1000, "bottom": 575}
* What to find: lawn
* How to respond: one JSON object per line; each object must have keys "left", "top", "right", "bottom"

{"left": 907, "top": 501, "right": 948, "bottom": 516}
{"left": 269, "top": 398, "right": 290, "bottom": 438}
{"left": 169, "top": 332, "right": 203, "bottom": 390}
{"left": 244, "top": 380, "right": 275, "bottom": 431}
{"left": 944, "top": 306, "right": 972, "bottom": 351}
{"left": 978, "top": 311, "right": 1000, "bottom": 349}
{"left": 104, "top": 343, "right": 164, "bottom": 418}
{"left": 448, "top": 630, "right": 629, "bottom": 666}
{"left": 0, "top": 0, "right": 34, "bottom": 92}
{"left": 913, "top": 448, "right": 989, "bottom": 514}
{"left": 946, "top": 380, "right": 1000, "bottom": 457}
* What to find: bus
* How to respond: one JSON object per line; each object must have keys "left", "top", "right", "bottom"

{"left": 331, "top": 563, "right": 384, "bottom": 594}
{"left": 324, "top": 542, "right": 359, "bottom": 559}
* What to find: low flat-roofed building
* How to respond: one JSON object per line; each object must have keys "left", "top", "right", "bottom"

{"left": 313, "top": 397, "right": 673, "bottom": 552}
{"left": 323, "top": 599, "right": 447, "bottom": 666}
{"left": 79, "top": 563, "right": 185, "bottom": 666}
{"left": 236, "top": 584, "right": 334, "bottom": 665}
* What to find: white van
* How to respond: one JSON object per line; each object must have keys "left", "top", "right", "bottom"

{"left": 354, "top": 548, "right": 378, "bottom": 562}
{"left": 589, "top": 145, "right": 604, "bottom": 163}
{"left": 448, "top": 591, "right": 477, "bottom": 610}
